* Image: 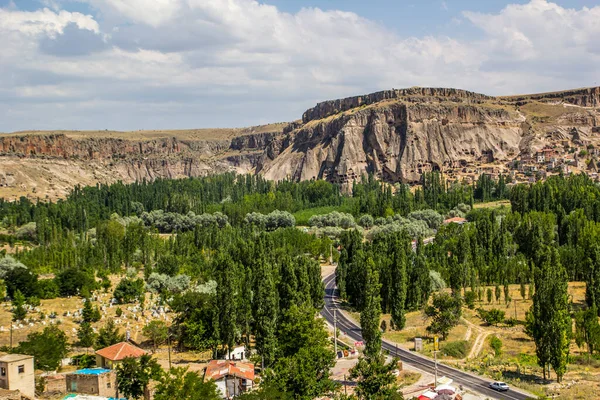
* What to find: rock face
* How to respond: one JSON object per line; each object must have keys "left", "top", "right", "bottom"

{"left": 0, "top": 130, "right": 280, "bottom": 200}
{"left": 1, "top": 86, "right": 599, "bottom": 199}
{"left": 260, "top": 101, "right": 522, "bottom": 184}
{"left": 259, "top": 87, "right": 599, "bottom": 187}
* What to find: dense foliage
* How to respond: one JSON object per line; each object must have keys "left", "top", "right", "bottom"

{"left": 3, "top": 172, "right": 600, "bottom": 387}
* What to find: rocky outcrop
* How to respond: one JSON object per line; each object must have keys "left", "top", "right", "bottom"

{"left": 260, "top": 86, "right": 600, "bottom": 187}
{"left": 502, "top": 87, "right": 600, "bottom": 108}
{"left": 302, "top": 87, "right": 493, "bottom": 123}
{"left": 260, "top": 101, "right": 523, "bottom": 184}
{"left": 0, "top": 131, "right": 281, "bottom": 200}
{"left": 1, "top": 86, "right": 600, "bottom": 200}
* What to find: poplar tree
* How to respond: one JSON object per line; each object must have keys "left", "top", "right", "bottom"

{"left": 526, "top": 247, "right": 571, "bottom": 382}
{"left": 361, "top": 257, "right": 382, "bottom": 358}
{"left": 390, "top": 237, "right": 407, "bottom": 329}
{"left": 253, "top": 260, "right": 278, "bottom": 366}
{"left": 217, "top": 255, "right": 239, "bottom": 356}
{"left": 11, "top": 290, "right": 27, "bottom": 322}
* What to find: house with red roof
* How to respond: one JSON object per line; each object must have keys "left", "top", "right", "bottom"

{"left": 95, "top": 342, "right": 146, "bottom": 369}
{"left": 204, "top": 360, "right": 254, "bottom": 398}
{"left": 443, "top": 217, "right": 467, "bottom": 225}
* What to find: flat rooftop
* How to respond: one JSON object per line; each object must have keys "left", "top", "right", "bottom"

{"left": 0, "top": 354, "right": 34, "bottom": 363}
{"left": 73, "top": 368, "right": 112, "bottom": 376}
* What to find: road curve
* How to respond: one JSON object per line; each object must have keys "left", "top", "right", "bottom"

{"left": 321, "top": 273, "right": 534, "bottom": 400}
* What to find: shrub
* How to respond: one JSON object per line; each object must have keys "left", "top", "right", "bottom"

{"left": 408, "top": 210, "right": 443, "bottom": 230}
{"left": 27, "top": 296, "right": 41, "bottom": 307}
{"left": 477, "top": 308, "right": 505, "bottom": 326}
{"left": 429, "top": 270, "right": 446, "bottom": 292}
{"left": 37, "top": 279, "right": 59, "bottom": 299}
{"left": 442, "top": 340, "right": 469, "bottom": 358}
{"left": 55, "top": 268, "right": 96, "bottom": 297}
{"left": 490, "top": 335, "right": 502, "bottom": 357}
{"left": 113, "top": 278, "right": 145, "bottom": 304}
{"left": 308, "top": 212, "right": 356, "bottom": 229}
{"left": 4, "top": 267, "right": 38, "bottom": 298}
{"left": 0, "top": 256, "right": 27, "bottom": 280}
{"left": 15, "top": 222, "right": 37, "bottom": 241}
{"left": 464, "top": 291, "right": 477, "bottom": 309}
{"left": 72, "top": 354, "right": 96, "bottom": 368}
{"left": 358, "top": 215, "right": 374, "bottom": 229}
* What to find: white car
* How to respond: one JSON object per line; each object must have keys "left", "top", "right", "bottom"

{"left": 489, "top": 381, "right": 509, "bottom": 392}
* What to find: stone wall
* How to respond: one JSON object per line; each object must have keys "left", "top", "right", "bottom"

{"left": 66, "top": 372, "right": 117, "bottom": 398}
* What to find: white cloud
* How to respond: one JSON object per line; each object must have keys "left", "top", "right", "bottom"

{"left": 0, "top": 0, "right": 599, "bottom": 131}
{"left": 0, "top": 7, "right": 98, "bottom": 36}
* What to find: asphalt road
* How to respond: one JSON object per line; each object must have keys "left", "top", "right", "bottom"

{"left": 321, "top": 273, "right": 534, "bottom": 400}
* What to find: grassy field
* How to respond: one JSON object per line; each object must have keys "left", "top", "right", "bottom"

{"left": 473, "top": 199, "right": 511, "bottom": 210}
{"left": 293, "top": 203, "right": 355, "bottom": 226}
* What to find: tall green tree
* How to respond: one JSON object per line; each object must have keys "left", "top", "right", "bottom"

{"left": 217, "top": 255, "right": 239, "bottom": 356}
{"left": 361, "top": 258, "right": 382, "bottom": 358}
{"left": 390, "top": 237, "right": 408, "bottom": 329}
{"left": 526, "top": 247, "right": 572, "bottom": 382}
{"left": 253, "top": 258, "right": 278, "bottom": 366}
{"left": 82, "top": 298, "right": 101, "bottom": 323}
{"left": 349, "top": 355, "right": 403, "bottom": 400}
{"left": 77, "top": 321, "right": 97, "bottom": 348}
{"left": 575, "top": 306, "right": 600, "bottom": 356}
{"left": 154, "top": 367, "right": 221, "bottom": 400}
{"left": 143, "top": 320, "right": 169, "bottom": 351}
{"left": 116, "top": 354, "right": 162, "bottom": 399}
{"left": 425, "top": 293, "right": 462, "bottom": 341}
{"left": 17, "top": 326, "right": 69, "bottom": 371}
{"left": 11, "top": 289, "right": 27, "bottom": 321}
{"left": 95, "top": 319, "right": 125, "bottom": 350}
{"left": 266, "top": 303, "right": 337, "bottom": 399}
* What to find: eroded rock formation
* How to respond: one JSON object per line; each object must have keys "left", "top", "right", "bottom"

{"left": 1, "top": 86, "right": 599, "bottom": 199}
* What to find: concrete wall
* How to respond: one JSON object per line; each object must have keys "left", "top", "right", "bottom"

{"left": 0, "top": 357, "right": 35, "bottom": 399}
{"left": 66, "top": 372, "right": 117, "bottom": 398}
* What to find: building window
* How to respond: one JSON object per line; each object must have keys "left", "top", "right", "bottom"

{"left": 18, "top": 365, "right": 25, "bottom": 374}
{"left": 107, "top": 382, "right": 111, "bottom": 388}
{"left": 1, "top": 367, "right": 6, "bottom": 376}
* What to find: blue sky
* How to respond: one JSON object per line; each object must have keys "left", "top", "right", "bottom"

{"left": 0, "top": 0, "right": 599, "bottom": 131}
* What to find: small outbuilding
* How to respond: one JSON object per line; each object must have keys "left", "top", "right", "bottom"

{"left": 0, "top": 354, "right": 35, "bottom": 399}
{"left": 95, "top": 342, "right": 146, "bottom": 369}
{"left": 66, "top": 368, "right": 117, "bottom": 398}
{"left": 204, "top": 360, "right": 254, "bottom": 399}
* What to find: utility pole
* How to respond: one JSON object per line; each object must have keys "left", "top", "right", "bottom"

{"left": 167, "top": 335, "right": 172, "bottom": 370}
{"left": 330, "top": 243, "right": 333, "bottom": 264}
{"left": 433, "top": 335, "right": 439, "bottom": 388}
{"left": 334, "top": 309, "right": 338, "bottom": 357}
{"left": 9, "top": 324, "right": 12, "bottom": 349}
{"left": 434, "top": 350, "right": 438, "bottom": 388}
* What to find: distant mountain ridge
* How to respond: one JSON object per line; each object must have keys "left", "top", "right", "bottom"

{"left": 1, "top": 87, "right": 599, "bottom": 200}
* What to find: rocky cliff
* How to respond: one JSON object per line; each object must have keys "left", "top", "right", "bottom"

{"left": 1, "top": 87, "right": 599, "bottom": 200}
{"left": 0, "top": 126, "right": 284, "bottom": 200}
{"left": 258, "top": 87, "right": 599, "bottom": 186}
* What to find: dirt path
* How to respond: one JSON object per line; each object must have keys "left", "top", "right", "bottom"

{"left": 468, "top": 331, "right": 491, "bottom": 359}
{"left": 464, "top": 325, "right": 472, "bottom": 341}
{"left": 460, "top": 317, "right": 492, "bottom": 359}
